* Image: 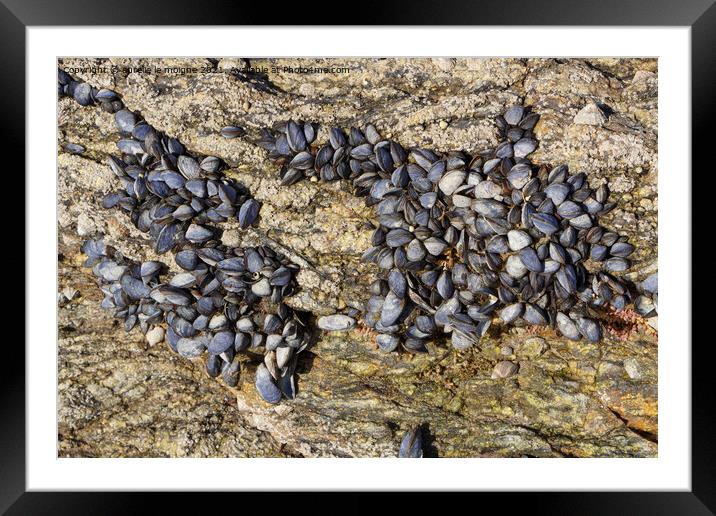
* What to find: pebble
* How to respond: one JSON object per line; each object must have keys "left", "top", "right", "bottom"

{"left": 623, "top": 357, "right": 644, "bottom": 380}
{"left": 76, "top": 213, "right": 97, "bottom": 237}
{"left": 491, "top": 361, "right": 519, "bottom": 379}
{"left": 146, "top": 326, "right": 165, "bottom": 346}
{"left": 519, "top": 337, "right": 547, "bottom": 359}
{"left": 317, "top": 314, "right": 356, "bottom": 331}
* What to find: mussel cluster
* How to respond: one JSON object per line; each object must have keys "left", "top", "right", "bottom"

{"left": 82, "top": 237, "right": 308, "bottom": 401}
{"left": 62, "top": 69, "right": 309, "bottom": 403}
{"left": 59, "top": 68, "right": 260, "bottom": 255}
{"left": 260, "top": 107, "right": 647, "bottom": 352}
{"left": 61, "top": 62, "right": 657, "bottom": 408}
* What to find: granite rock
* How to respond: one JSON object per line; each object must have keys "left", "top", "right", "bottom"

{"left": 57, "top": 57, "right": 658, "bottom": 457}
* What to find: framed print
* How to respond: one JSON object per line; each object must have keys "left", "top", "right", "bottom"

{"left": 5, "top": 0, "right": 709, "bottom": 511}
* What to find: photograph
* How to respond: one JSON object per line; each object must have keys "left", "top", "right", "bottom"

{"left": 56, "top": 56, "right": 658, "bottom": 458}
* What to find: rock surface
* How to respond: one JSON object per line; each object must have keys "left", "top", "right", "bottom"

{"left": 58, "top": 57, "right": 658, "bottom": 457}
{"left": 574, "top": 102, "right": 608, "bottom": 126}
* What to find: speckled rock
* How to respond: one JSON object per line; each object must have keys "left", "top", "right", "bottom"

{"left": 57, "top": 57, "right": 658, "bottom": 457}
{"left": 58, "top": 263, "right": 289, "bottom": 457}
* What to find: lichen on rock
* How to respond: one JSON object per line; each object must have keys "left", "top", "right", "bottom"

{"left": 58, "top": 57, "right": 658, "bottom": 457}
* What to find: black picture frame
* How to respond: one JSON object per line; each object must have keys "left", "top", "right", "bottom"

{"left": 5, "top": 0, "right": 707, "bottom": 512}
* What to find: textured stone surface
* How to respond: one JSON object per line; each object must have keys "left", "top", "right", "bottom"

{"left": 58, "top": 57, "right": 658, "bottom": 457}
{"left": 58, "top": 261, "right": 290, "bottom": 457}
